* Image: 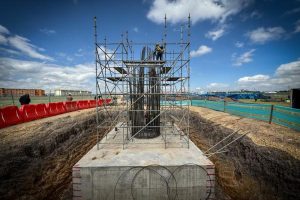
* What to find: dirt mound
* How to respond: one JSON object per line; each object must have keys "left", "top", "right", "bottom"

{"left": 0, "top": 108, "right": 107, "bottom": 200}
{"left": 189, "top": 106, "right": 300, "bottom": 200}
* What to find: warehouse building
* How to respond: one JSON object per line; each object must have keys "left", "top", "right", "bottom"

{"left": 54, "top": 89, "right": 92, "bottom": 96}
{"left": 0, "top": 88, "right": 45, "bottom": 96}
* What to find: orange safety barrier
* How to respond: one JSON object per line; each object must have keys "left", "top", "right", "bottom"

{"left": 71, "top": 101, "right": 78, "bottom": 111}
{"left": 35, "top": 104, "right": 49, "bottom": 118}
{"left": 46, "top": 103, "right": 59, "bottom": 116}
{"left": 0, "top": 100, "right": 95, "bottom": 129}
{"left": 0, "top": 106, "right": 23, "bottom": 127}
{"left": 64, "top": 102, "right": 72, "bottom": 112}
{"left": 106, "top": 98, "right": 112, "bottom": 104}
{"left": 98, "top": 99, "right": 103, "bottom": 106}
{"left": 88, "top": 100, "right": 96, "bottom": 108}
{"left": 0, "top": 110, "right": 6, "bottom": 128}
{"left": 77, "top": 100, "right": 90, "bottom": 110}
{"left": 56, "top": 102, "right": 66, "bottom": 114}
{"left": 64, "top": 101, "right": 78, "bottom": 112}
{"left": 19, "top": 104, "right": 39, "bottom": 122}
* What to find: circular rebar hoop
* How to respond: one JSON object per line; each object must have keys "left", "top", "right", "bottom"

{"left": 130, "top": 166, "right": 170, "bottom": 200}
{"left": 170, "top": 164, "right": 212, "bottom": 200}
{"left": 113, "top": 164, "right": 212, "bottom": 200}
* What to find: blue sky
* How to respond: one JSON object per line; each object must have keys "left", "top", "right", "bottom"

{"left": 0, "top": 0, "right": 300, "bottom": 93}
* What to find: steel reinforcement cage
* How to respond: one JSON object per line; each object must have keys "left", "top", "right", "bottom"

{"left": 94, "top": 15, "right": 191, "bottom": 149}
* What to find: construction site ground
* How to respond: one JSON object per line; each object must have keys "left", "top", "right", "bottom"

{"left": 0, "top": 106, "right": 299, "bottom": 199}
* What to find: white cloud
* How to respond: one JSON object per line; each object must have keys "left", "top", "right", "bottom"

{"left": 295, "top": 25, "right": 300, "bottom": 33}
{"left": 8, "top": 35, "right": 54, "bottom": 61}
{"left": 75, "top": 53, "right": 83, "bottom": 57}
{"left": 283, "top": 7, "right": 300, "bottom": 16}
{"left": 74, "top": 48, "right": 86, "bottom": 57}
{"left": 247, "top": 27, "right": 285, "bottom": 44}
{"left": 0, "top": 24, "right": 9, "bottom": 45}
{"left": 241, "top": 10, "right": 262, "bottom": 21}
{"left": 238, "top": 74, "right": 270, "bottom": 84}
{"left": 232, "top": 49, "right": 255, "bottom": 66}
{"left": 97, "top": 45, "right": 116, "bottom": 60}
{"left": 133, "top": 27, "right": 139, "bottom": 33}
{"left": 275, "top": 61, "right": 300, "bottom": 77}
{"left": 207, "top": 82, "right": 229, "bottom": 88}
{"left": 0, "top": 47, "right": 21, "bottom": 55}
{"left": 190, "top": 45, "right": 212, "bottom": 57}
{"left": 40, "top": 28, "right": 56, "bottom": 35}
{"left": 294, "top": 20, "right": 300, "bottom": 33}
{"left": 250, "top": 10, "right": 262, "bottom": 19}
{"left": 57, "top": 52, "right": 74, "bottom": 62}
{"left": 147, "top": 0, "right": 252, "bottom": 24}
{"left": 0, "top": 34, "right": 7, "bottom": 45}
{"left": 0, "top": 25, "right": 53, "bottom": 61}
{"left": 235, "top": 41, "right": 244, "bottom": 48}
{"left": 0, "top": 25, "right": 10, "bottom": 34}
{"left": 0, "top": 57, "right": 94, "bottom": 91}
{"left": 205, "top": 27, "right": 225, "bottom": 41}
{"left": 237, "top": 61, "right": 300, "bottom": 90}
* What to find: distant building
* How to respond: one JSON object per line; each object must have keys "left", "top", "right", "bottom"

{"left": 0, "top": 88, "right": 45, "bottom": 96}
{"left": 54, "top": 89, "right": 92, "bottom": 96}
{"left": 263, "top": 91, "right": 289, "bottom": 100}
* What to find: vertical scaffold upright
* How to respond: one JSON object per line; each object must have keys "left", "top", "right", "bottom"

{"left": 94, "top": 15, "right": 191, "bottom": 149}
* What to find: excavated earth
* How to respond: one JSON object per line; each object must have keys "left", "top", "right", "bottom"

{"left": 189, "top": 106, "right": 300, "bottom": 200}
{"left": 0, "top": 106, "right": 299, "bottom": 200}
{"left": 0, "top": 108, "right": 106, "bottom": 200}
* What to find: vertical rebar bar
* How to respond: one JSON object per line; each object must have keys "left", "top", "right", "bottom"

{"left": 94, "top": 16, "right": 100, "bottom": 150}
{"left": 187, "top": 13, "right": 191, "bottom": 149}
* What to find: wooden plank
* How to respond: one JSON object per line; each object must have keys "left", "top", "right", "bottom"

{"left": 114, "top": 67, "right": 127, "bottom": 74}
{"left": 166, "top": 77, "right": 180, "bottom": 81}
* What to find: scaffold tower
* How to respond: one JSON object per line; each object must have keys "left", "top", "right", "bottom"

{"left": 94, "top": 15, "right": 191, "bottom": 149}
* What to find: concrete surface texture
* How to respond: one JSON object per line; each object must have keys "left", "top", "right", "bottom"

{"left": 73, "top": 122, "right": 215, "bottom": 200}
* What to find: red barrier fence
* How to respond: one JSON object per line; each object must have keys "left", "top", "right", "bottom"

{"left": 0, "top": 99, "right": 111, "bottom": 129}
{"left": 19, "top": 105, "right": 39, "bottom": 122}
{"left": 98, "top": 99, "right": 103, "bottom": 106}
{"left": 46, "top": 103, "right": 58, "bottom": 116}
{"left": 106, "top": 99, "right": 112, "bottom": 104}
{"left": 56, "top": 102, "right": 66, "bottom": 114}
{"left": 89, "top": 100, "right": 96, "bottom": 108}
{"left": 64, "top": 102, "right": 73, "bottom": 112}
{"left": 71, "top": 101, "right": 78, "bottom": 111}
{"left": 77, "top": 100, "right": 89, "bottom": 110}
{"left": 0, "top": 111, "right": 5, "bottom": 128}
{"left": 0, "top": 106, "right": 23, "bottom": 128}
{"left": 36, "top": 104, "right": 49, "bottom": 118}
{"left": 64, "top": 101, "right": 78, "bottom": 112}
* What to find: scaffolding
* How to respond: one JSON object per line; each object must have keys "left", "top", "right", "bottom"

{"left": 94, "top": 15, "right": 191, "bottom": 149}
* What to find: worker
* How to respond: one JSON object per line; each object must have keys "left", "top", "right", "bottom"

{"left": 66, "top": 93, "right": 73, "bottom": 101}
{"left": 155, "top": 43, "right": 164, "bottom": 61}
{"left": 19, "top": 94, "right": 31, "bottom": 105}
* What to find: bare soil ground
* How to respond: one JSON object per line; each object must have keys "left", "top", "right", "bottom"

{"left": 0, "top": 106, "right": 299, "bottom": 200}
{"left": 0, "top": 108, "right": 106, "bottom": 199}
{"left": 189, "top": 106, "right": 300, "bottom": 200}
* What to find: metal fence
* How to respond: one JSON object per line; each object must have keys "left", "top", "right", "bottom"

{"left": 191, "top": 100, "right": 300, "bottom": 131}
